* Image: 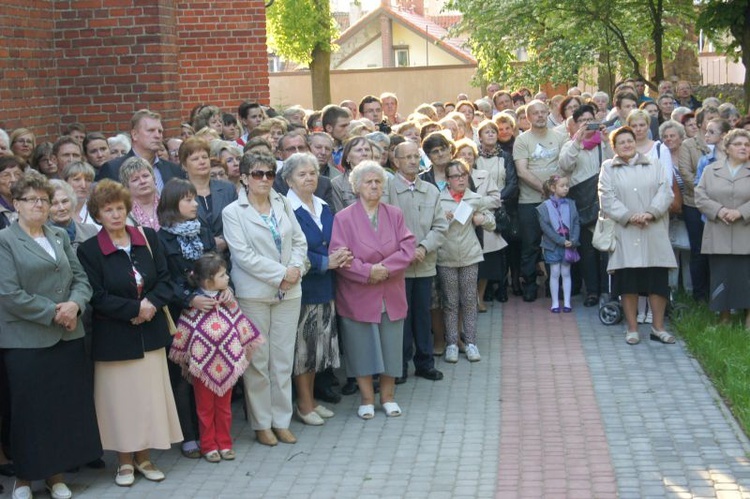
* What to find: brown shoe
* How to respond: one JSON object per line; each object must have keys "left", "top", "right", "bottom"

{"left": 255, "top": 429, "right": 278, "bottom": 446}
{"left": 272, "top": 428, "right": 297, "bottom": 444}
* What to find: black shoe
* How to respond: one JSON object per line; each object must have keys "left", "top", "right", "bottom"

{"left": 313, "top": 385, "right": 342, "bottom": 404}
{"left": 495, "top": 289, "right": 508, "bottom": 302}
{"left": 523, "top": 287, "right": 537, "bottom": 302}
{"left": 395, "top": 374, "right": 408, "bottom": 385}
{"left": 583, "top": 295, "right": 599, "bottom": 307}
{"left": 341, "top": 379, "right": 358, "bottom": 395}
{"left": 0, "top": 462, "right": 15, "bottom": 477}
{"left": 512, "top": 280, "right": 523, "bottom": 296}
{"left": 87, "top": 458, "right": 106, "bottom": 469}
{"left": 414, "top": 368, "right": 444, "bottom": 381}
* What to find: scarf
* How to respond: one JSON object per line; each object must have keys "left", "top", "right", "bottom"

{"left": 162, "top": 220, "right": 204, "bottom": 261}
{"left": 169, "top": 297, "right": 264, "bottom": 396}
{"left": 581, "top": 131, "right": 602, "bottom": 151}
{"left": 479, "top": 142, "right": 504, "bottom": 159}
{"left": 545, "top": 195, "right": 571, "bottom": 237}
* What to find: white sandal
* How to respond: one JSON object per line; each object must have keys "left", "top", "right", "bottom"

{"left": 357, "top": 404, "right": 375, "bottom": 420}
{"left": 382, "top": 401, "right": 402, "bottom": 417}
{"left": 625, "top": 331, "right": 640, "bottom": 345}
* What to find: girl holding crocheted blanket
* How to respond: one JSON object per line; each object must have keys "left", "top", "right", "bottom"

{"left": 169, "top": 252, "right": 263, "bottom": 463}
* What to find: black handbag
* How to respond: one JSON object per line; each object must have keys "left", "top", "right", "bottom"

{"left": 494, "top": 205, "right": 519, "bottom": 241}
{"left": 567, "top": 144, "right": 602, "bottom": 227}
{"left": 567, "top": 174, "right": 599, "bottom": 227}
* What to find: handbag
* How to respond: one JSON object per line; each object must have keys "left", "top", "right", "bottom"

{"left": 592, "top": 215, "right": 616, "bottom": 252}
{"left": 668, "top": 218, "right": 690, "bottom": 251}
{"left": 564, "top": 247, "right": 580, "bottom": 263}
{"left": 493, "top": 205, "right": 520, "bottom": 241}
{"left": 567, "top": 174, "right": 600, "bottom": 227}
{"left": 136, "top": 226, "right": 178, "bottom": 336}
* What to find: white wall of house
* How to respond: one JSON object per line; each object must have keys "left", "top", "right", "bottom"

{"left": 700, "top": 55, "right": 745, "bottom": 85}
{"left": 391, "top": 23, "right": 465, "bottom": 66}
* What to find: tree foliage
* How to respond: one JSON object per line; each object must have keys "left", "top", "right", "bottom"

{"left": 266, "top": 0, "right": 339, "bottom": 108}
{"left": 697, "top": 0, "right": 750, "bottom": 109}
{"left": 445, "top": 0, "right": 695, "bottom": 92}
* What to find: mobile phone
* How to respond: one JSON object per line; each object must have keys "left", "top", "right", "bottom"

{"left": 586, "top": 122, "right": 601, "bottom": 130}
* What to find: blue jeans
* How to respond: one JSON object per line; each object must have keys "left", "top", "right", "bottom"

{"left": 518, "top": 203, "right": 542, "bottom": 291}
{"left": 402, "top": 277, "right": 434, "bottom": 375}
{"left": 683, "top": 205, "right": 710, "bottom": 301}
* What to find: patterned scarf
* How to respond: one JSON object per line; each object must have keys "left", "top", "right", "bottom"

{"left": 162, "top": 219, "right": 204, "bottom": 261}
{"left": 169, "top": 297, "right": 264, "bottom": 396}
{"left": 479, "top": 142, "right": 504, "bottom": 159}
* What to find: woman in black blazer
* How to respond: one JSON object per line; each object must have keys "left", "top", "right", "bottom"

{"left": 179, "top": 137, "right": 237, "bottom": 256}
{"left": 77, "top": 180, "right": 182, "bottom": 488}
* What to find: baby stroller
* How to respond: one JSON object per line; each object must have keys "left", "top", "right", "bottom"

{"left": 598, "top": 275, "right": 687, "bottom": 325}
{"left": 598, "top": 283, "right": 622, "bottom": 325}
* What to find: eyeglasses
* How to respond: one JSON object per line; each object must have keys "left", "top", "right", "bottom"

{"left": 447, "top": 173, "right": 469, "bottom": 180}
{"left": 18, "top": 197, "right": 50, "bottom": 206}
{"left": 13, "top": 138, "right": 33, "bottom": 145}
{"left": 248, "top": 170, "right": 276, "bottom": 180}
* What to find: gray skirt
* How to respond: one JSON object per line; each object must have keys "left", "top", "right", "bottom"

{"left": 709, "top": 254, "right": 750, "bottom": 311}
{"left": 339, "top": 313, "right": 403, "bottom": 378}
{"left": 293, "top": 301, "right": 340, "bottom": 376}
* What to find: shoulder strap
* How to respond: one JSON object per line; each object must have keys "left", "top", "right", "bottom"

{"left": 137, "top": 226, "right": 153, "bottom": 257}
{"left": 597, "top": 143, "right": 602, "bottom": 166}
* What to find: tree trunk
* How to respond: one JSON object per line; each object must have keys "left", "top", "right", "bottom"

{"left": 310, "top": 44, "right": 331, "bottom": 110}
{"left": 651, "top": 0, "right": 665, "bottom": 84}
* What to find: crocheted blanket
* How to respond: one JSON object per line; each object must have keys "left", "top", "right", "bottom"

{"left": 169, "top": 299, "right": 263, "bottom": 396}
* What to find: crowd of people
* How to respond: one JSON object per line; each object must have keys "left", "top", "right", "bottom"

{"left": 0, "top": 76, "right": 749, "bottom": 498}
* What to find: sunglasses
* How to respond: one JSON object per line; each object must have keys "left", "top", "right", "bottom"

{"left": 248, "top": 170, "right": 276, "bottom": 180}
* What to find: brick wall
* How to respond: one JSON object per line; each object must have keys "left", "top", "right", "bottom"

{"left": 0, "top": 0, "right": 269, "bottom": 141}
{"left": 176, "top": 1, "right": 270, "bottom": 127}
{"left": 0, "top": 0, "right": 59, "bottom": 139}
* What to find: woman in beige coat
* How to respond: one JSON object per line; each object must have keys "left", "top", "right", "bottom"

{"left": 222, "top": 152, "right": 308, "bottom": 446}
{"left": 694, "top": 129, "right": 750, "bottom": 328}
{"left": 436, "top": 160, "right": 495, "bottom": 363}
{"left": 598, "top": 127, "right": 676, "bottom": 345}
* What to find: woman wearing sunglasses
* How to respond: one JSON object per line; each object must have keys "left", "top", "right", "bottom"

{"left": 222, "top": 152, "right": 308, "bottom": 447}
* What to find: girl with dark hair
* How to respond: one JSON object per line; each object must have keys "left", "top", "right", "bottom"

{"left": 157, "top": 178, "right": 218, "bottom": 460}
{"left": 169, "top": 253, "right": 262, "bottom": 463}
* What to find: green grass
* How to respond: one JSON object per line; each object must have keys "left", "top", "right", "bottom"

{"left": 671, "top": 298, "right": 750, "bottom": 435}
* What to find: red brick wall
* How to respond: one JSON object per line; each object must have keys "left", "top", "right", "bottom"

{"left": 175, "top": 1, "right": 270, "bottom": 129}
{"left": 0, "top": 0, "right": 59, "bottom": 139}
{"left": 0, "top": 0, "right": 269, "bottom": 141}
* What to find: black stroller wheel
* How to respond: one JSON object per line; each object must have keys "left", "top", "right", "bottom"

{"left": 599, "top": 301, "right": 622, "bottom": 325}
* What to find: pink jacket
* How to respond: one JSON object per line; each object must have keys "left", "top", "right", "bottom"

{"left": 330, "top": 201, "right": 415, "bottom": 323}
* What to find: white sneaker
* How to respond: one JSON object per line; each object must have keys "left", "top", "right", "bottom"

{"left": 465, "top": 344, "right": 481, "bottom": 362}
{"left": 637, "top": 312, "right": 646, "bottom": 324}
{"left": 444, "top": 345, "right": 459, "bottom": 363}
{"left": 645, "top": 311, "right": 653, "bottom": 324}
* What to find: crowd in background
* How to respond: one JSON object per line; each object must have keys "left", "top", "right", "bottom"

{"left": 1, "top": 76, "right": 750, "bottom": 498}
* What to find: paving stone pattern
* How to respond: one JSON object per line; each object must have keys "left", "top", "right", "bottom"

{"left": 3, "top": 297, "right": 750, "bottom": 498}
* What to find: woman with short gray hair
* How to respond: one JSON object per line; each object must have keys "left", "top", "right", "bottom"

{"left": 119, "top": 157, "right": 160, "bottom": 230}
{"left": 330, "top": 160, "right": 415, "bottom": 419}
{"left": 285, "top": 152, "right": 349, "bottom": 425}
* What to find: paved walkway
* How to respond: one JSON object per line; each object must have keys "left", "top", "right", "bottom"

{"left": 3, "top": 296, "right": 750, "bottom": 498}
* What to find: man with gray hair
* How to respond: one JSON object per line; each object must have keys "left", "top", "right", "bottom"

{"left": 387, "top": 141, "right": 447, "bottom": 383}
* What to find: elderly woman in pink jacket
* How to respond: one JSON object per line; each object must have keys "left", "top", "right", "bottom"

{"left": 329, "top": 161, "right": 415, "bottom": 420}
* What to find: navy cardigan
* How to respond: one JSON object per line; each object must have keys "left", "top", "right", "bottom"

{"left": 294, "top": 203, "right": 335, "bottom": 305}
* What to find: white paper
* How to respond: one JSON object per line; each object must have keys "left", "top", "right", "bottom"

{"left": 453, "top": 200, "right": 473, "bottom": 225}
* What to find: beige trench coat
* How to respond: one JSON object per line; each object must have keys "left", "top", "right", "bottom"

{"left": 598, "top": 153, "right": 676, "bottom": 271}
{"left": 694, "top": 160, "right": 750, "bottom": 255}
